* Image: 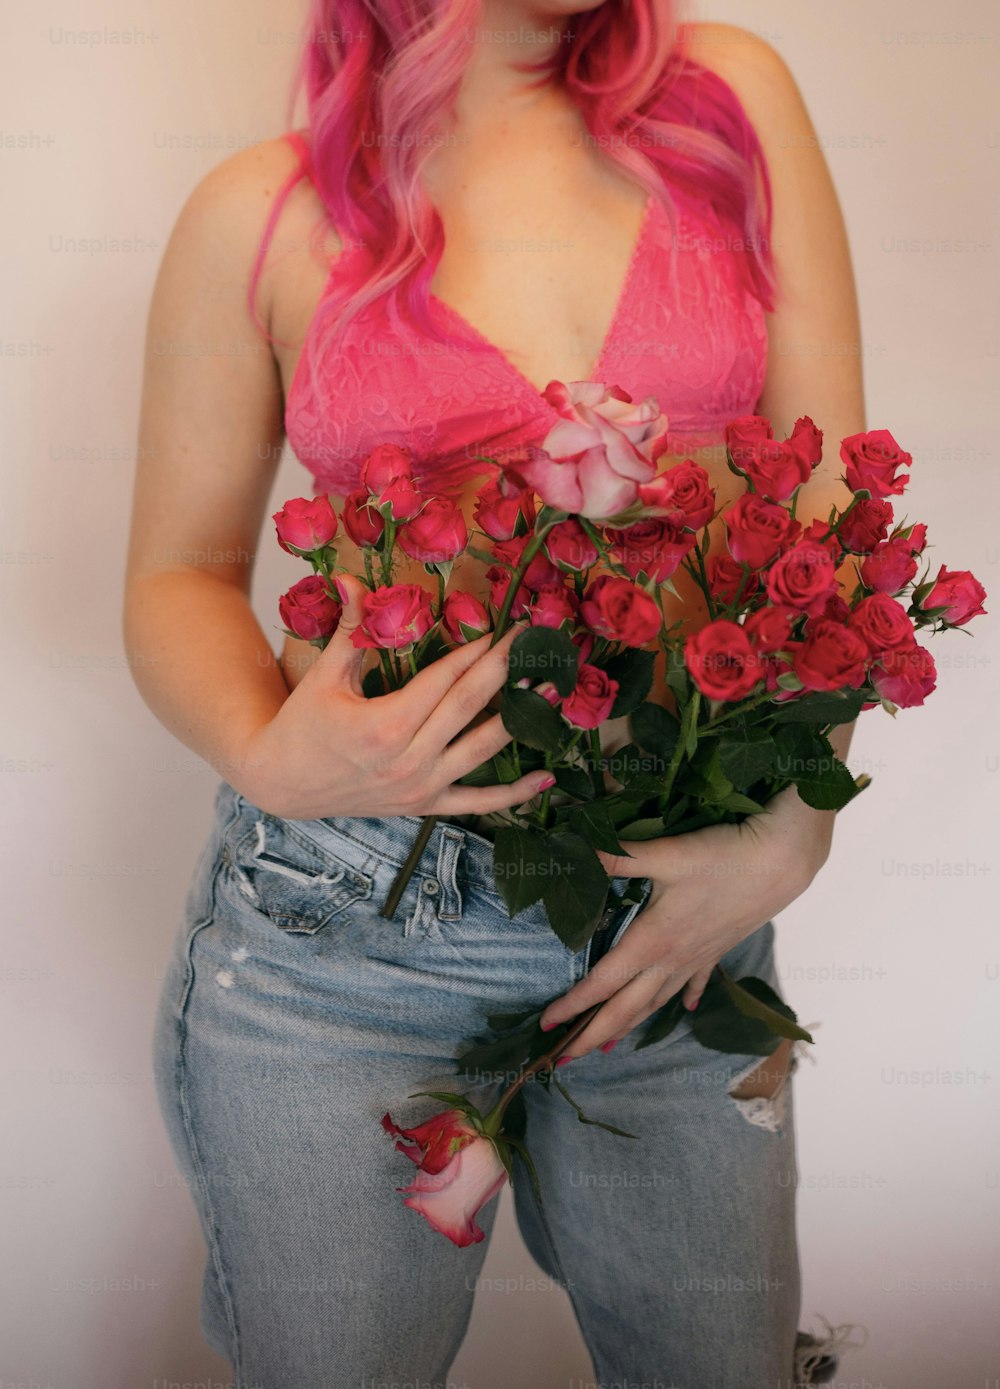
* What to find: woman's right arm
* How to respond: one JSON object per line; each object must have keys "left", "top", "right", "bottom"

{"left": 121, "top": 141, "right": 554, "bottom": 821}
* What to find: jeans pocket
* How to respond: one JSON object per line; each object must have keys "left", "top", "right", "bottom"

{"left": 221, "top": 807, "right": 375, "bottom": 935}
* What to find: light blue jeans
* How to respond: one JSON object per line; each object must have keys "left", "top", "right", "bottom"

{"left": 152, "top": 778, "right": 823, "bottom": 1388}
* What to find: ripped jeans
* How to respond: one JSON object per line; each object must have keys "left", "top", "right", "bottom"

{"left": 151, "top": 778, "right": 830, "bottom": 1389}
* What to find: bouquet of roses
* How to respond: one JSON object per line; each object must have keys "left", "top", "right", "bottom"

{"left": 274, "top": 380, "right": 986, "bottom": 1245}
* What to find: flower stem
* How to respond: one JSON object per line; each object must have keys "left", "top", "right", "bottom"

{"left": 379, "top": 815, "right": 439, "bottom": 920}
{"left": 482, "top": 1001, "right": 605, "bottom": 1135}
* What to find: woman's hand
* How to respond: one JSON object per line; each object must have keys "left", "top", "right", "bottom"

{"left": 234, "top": 574, "right": 554, "bottom": 820}
{"left": 537, "top": 785, "right": 835, "bottom": 1059}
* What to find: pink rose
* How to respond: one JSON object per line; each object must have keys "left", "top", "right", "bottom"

{"left": 606, "top": 515, "right": 696, "bottom": 584}
{"left": 473, "top": 476, "right": 536, "bottom": 541}
{"left": 273, "top": 496, "right": 338, "bottom": 554}
{"left": 920, "top": 565, "right": 988, "bottom": 627}
{"left": 724, "top": 493, "right": 800, "bottom": 568}
{"left": 860, "top": 539, "right": 919, "bottom": 594}
{"left": 799, "top": 518, "right": 844, "bottom": 566}
{"left": 278, "top": 575, "right": 341, "bottom": 642}
{"left": 684, "top": 620, "right": 763, "bottom": 701}
{"left": 561, "top": 663, "right": 619, "bottom": 728}
{"left": 637, "top": 460, "right": 716, "bottom": 529}
{"left": 491, "top": 534, "right": 561, "bottom": 591}
{"left": 738, "top": 440, "right": 812, "bottom": 503}
{"left": 838, "top": 498, "right": 893, "bottom": 555}
{"left": 341, "top": 490, "right": 386, "bottom": 547}
{"left": 504, "top": 381, "right": 667, "bottom": 520}
{"left": 375, "top": 476, "right": 424, "bottom": 522}
{"left": 397, "top": 497, "right": 469, "bottom": 563}
{"left": 788, "top": 415, "right": 824, "bottom": 468}
{"left": 351, "top": 584, "right": 436, "bottom": 652}
{"left": 362, "top": 443, "right": 413, "bottom": 496}
{"left": 840, "top": 430, "right": 911, "bottom": 499}
{"left": 486, "top": 565, "right": 529, "bottom": 621}
{"left": 442, "top": 591, "right": 490, "bottom": 644}
{"left": 381, "top": 1108, "right": 507, "bottom": 1248}
{"left": 765, "top": 541, "right": 840, "bottom": 612}
{"left": 579, "top": 575, "right": 662, "bottom": 648}
{"left": 725, "top": 415, "right": 775, "bottom": 467}
{"left": 871, "top": 642, "right": 937, "bottom": 708}
{"left": 544, "top": 518, "right": 599, "bottom": 571}
{"left": 529, "top": 583, "right": 578, "bottom": 630}
{"left": 848, "top": 592, "right": 915, "bottom": 654}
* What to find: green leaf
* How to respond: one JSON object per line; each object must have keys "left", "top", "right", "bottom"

{"left": 552, "top": 765, "right": 594, "bottom": 800}
{"left": 508, "top": 624, "right": 580, "bottom": 695}
{"left": 617, "top": 817, "right": 667, "bottom": 841}
{"left": 773, "top": 725, "right": 862, "bottom": 811}
{"left": 605, "top": 741, "right": 669, "bottom": 794}
{"left": 500, "top": 685, "right": 566, "bottom": 753}
{"left": 716, "top": 791, "right": 767, "bottom": 814}
{"left": 633, "top": 993, "right": 689, "bottom": 1050}
{"left": 718, "top": 729, "right": 779, "bottom": 788}
{"left": 604, "top": 648, "right": 656, "bottom": 717}
{"left": 689, "top": 974, "right": 787, "bottom": 1056}
{"left": 491, "top": 826, "right": 549, "bottom": 918}
{"left": 631, "top": 702, "right": 681, "bottom": 758}
{"left": 550, "top": 1073, "right": 639, "bottom": 1139}
{"left": 717, "top": 968, "right": 813, "bottom": 1043}
{"left": 566, "top": 800, "right": 628, "bottom": 855}
{"left": 771, "top": 687, "right": 866, "bottom": 726}
{"left": 540, "top": 831, "right": 611, "bottom": 952}
{"left": 666, "top": 648, "right": 690, "bottom": 704}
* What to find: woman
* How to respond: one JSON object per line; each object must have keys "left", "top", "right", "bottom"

{"left": 126, "top": 1, "right": 866, "bottom": 1384}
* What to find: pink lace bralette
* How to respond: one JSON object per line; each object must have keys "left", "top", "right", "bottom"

{"left": 276, "top": 130, "right": 769, "bottom": 499}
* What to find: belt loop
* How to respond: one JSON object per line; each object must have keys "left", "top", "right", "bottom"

{"left": 435, "top": 827, "right": 465, "bottom": 921}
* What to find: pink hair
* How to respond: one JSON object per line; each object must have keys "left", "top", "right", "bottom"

{"left": 249, "top": 0, "right": 777, "bottom": 399}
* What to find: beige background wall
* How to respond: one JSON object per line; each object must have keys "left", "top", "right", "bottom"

{"left": 3, "top": 1, "right": 997, "bottom": 1385}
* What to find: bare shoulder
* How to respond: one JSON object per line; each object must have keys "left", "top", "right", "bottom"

{"left": 678, "top": 21, "right": 810, "bottom": 143}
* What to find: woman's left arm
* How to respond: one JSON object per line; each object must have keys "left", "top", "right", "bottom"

{"left": 539, "top": 23, "right": 866, "bottom": 1054}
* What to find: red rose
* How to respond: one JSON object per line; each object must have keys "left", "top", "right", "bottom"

{"left": 381, "top": 1107, "right": 507, "bottom": 1248}
{"left": 799, "top": 517, "right": 844, "bottom": 566}
{"left": 808, "top": 592, "right": 851, "bottom": 625}
{"left": 920, "top": 565, "right": 988, "bottom": 627}
{"left": 638, "top": 460, "right": 716, "bottom": 529}
{"left": 572, "top": 629, "right": 595, "bottom": 662}
{"left": 724, "top": 493, "right": 799, "bottom": 568}
{"left": 743, "top": 605, "right": 797, "bottom": 652}
{"left": 606, "top": 516, "right": 696, "bottom": 584}
{"left": 739, "top": 440, "right": 812, "bottom": 503}
{"left": 473, "top": 477, "right": 536, "bottom": 541}
{"left": 840, "top": 430, "right": 911, "bottom": 499}
{"left": 562, "top": 663, "right": 619, "bottom": 729}
{"left": 860, "top": 539, "right": 919, "bottom": 594}
{"left": 900, "top": 522, "right": 927, "bottom": 554}
{"left": 375, "top": 476, "right": 424, "bottom": 522}
{"left": 341, "top": 489, "right": 386, "bottom": 547}
{"left": 871, "top": 642, "right": 937, "bottom": 708}
{"left": 765, "top": 541, "right": 839, "bottom": 612}
{"left": 725, "top": 415, "right": 774, "bottom": 467}
{"left": 397, "top": 497, "right": 469, "bottom": 563}
{"left": 273, "top": 496, "right": 338, "bottom": 554}
{"left": 684, "top": 619, "right": 763, "bottom": 701}
{"left": 362, "top": 443, "right": 413, "bottom": 496}
{"left": 848, "top": 592, "right": 914, "bottom": 654}
{"left": 529, "top": 583, "right": 578, "bottom": 630}
{"left": 707, "top": 554, "right": 759, "bottom": 607}
{"left": 838, "top": 498, "right": 893, "bottom": 554}
{"left": 788, "top": 415, "right": 824, "bottom": 468}
{"left": 544, "top": 518, "right": 599, "bottom": 571}
{"left": 442, "top": 591, "right": 490, "bottom": 644}
{"left": 579, "top": 575, "right": 662, "bottom": 648}
{"left": 791, "top": 620, "right": 869, "bottom": 692}
{"left": 491, "top": 534, "right": 562, "bottom": 591}
{"left": 351, "top": 584, "right": 436, "bottom": 652}
{"left": 486, "top": 565, "right": 529, "bottom": 620}
{"left": 278, "top": 575, "right": 341, "bottom": 642}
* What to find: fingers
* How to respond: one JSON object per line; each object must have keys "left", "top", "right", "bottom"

{"left": 407, "top": 625, "right": 527, "bottom": 754}
{"left": 431, "top": 768, "right": 556, "bottom": 819}
{"left": 682, "top": 964, "right": 714, "bottom": 1011}
{"left": 312, "top": 573, "right": 367, "bottom": 695}
{"left": 545, "top": 968, "right": 674, "bottom": 1062}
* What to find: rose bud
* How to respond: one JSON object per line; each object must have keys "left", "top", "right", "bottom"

{"left": 725, "top": 415, "right": 774, "bottom": 468}
{"left": 278, "top": 575, "right": 341, "bottom": 642}
{"left": 919, "top": 565, "right": 988, "bottom": 627}
{"left": 871, "top": 642, "right": 937, "bottom": 708}
{"left": 743, "top": 605, "right": 797, "bottom": 653}
{"left": 397, "top": 497, "right": 469, "bottom": 564}
{"left": 273, "top": 496, "right": 338, "bottom": 554}
{"left": 860, "top": 538, "right": 919, "bottom": 594}
{"left": 788, "top": 415, "right": 824, "bottom": 469}
{"left": 544, "top": 518, "right": 599, "bottom": 570}
{"left": 473, "top": 476, "right": 536, "bottom": 540}
{"left": 684, "top": 619, "right": 763, "bottom": 702}
{"left": 572, "top": 629, "right": 595, "bottom": 662}
{"left": 442, "top": 591, "right": 490, "bottom": 644}
{"left": 838, "top": 498, "right": 893, "bottom": 554}
{"left": 579, "top": 575, "right": 662, "bottom": 648}
{"left": 792, "top": 619, "right": 870, "bottom": 692}
{"left": 362, "top": 443, "right": 413, "bottom": 496}
{"left": 840, "top": 429, "right": 912, "bottom": 499}
{"left": 606, "top": 516, "right": 696, "bottom": 584}
{"left": 375, "top": 476, "right": 424, "bottom": 522}
{"left": 381, "top": 1108, "right": 508, "bottom": 1248}
{"left": 350, "top": 583, "right": 436, "bottom": 652}
{"left": 341, "top": 489, "right": 386, "bottom": 547}
{"left": 486, "top": 564, "right": 530, "bottom": 621}
{"left": 561, "top": 664, "right": 619, "bottom": 729}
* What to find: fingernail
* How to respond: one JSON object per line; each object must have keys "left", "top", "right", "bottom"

{"left": 599, "top": 1039, "right": 618, "bottom": 1053}
{"left": 539, "top": 1019, "right": 556, "bottom": 1032}
{"left": 685, "top": 995, "right": 700, "bottom": 1011}
{"left": 333, "top": 576, "right": 348, "bottom": 603}
{"left": 555, "top": 1056, "right": 573, "bottom": 1067}
{"left": 537, "top": 775, "right": 557, "bottom": 791}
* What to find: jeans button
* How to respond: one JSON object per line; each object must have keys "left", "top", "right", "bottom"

{"left": 421, "top": 878, "right": 440, "bottom": 895}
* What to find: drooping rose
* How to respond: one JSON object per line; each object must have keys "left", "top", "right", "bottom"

{"left": 578, "top": 574, "right": 662, "bottom": 648}
{"left": 860, "top": 538, "right": 920, "bottom": 594}
{"left": 707, "top": 554, "right": 759, "bottom": 607}
{"left": 791, "top": 620, "right": 869, "bottom": 692}
{"left": 848, "top": 592, "right": 915, "bottom": 654}
{"left": 637, "top": 460, "right": 716, "bottom": 529}
{"left": 684, "top": 619, "right": 763, "bottom": 701}
{"left": 503, "top": 381, "right": 667, "bottom": 520}
{"left": 743, "top": 605, "right": 797, "bottom": 653}
{"left": 724, "top": 493, "right": 800, "bottom": 568}
{"left": 381, "top": 1108, "right": 508, "bottom": 1248}
{"left": 919, "top": 565, "right": 988, "bottom": 627}
{"left": 442, "top": 591, "right": 490, "bottom": 644}
{"left": 840, "top": 430, "right": 911, "bottom": 499}
{"left": 544, "top": 518, "right": 600, "bottom": 571}
{"left": 341, "top": 489, "right": 386, "bottom": 547}
{"left": 838, "top": 498, "right": 893, "bottom": 554}
{"left": 765, "top": 541, "right": 840, "bottom": 612}
{"left": 871, "top": 642, "right": 937, "bottom": 708}
{"left": 606, "top": 515, "right": 696, "bottom": 584}
{"left": 561, "top": 663, "right": 619, "bottom": 728}
{"left": 362, "top": 443, "right": 414, "bottom": 496}
{"left": 397, "top": 497, "right": 469, "bottom": 563}
{"left": 491, "top": 534, "right": 562, "bottom": 591}
{"left": 278, "top": 575, "right": 341, "bottom": 642}
{"left": 529, "top": 583, "right": 578, "bottom": 630}
{"left": 473, "top": 476, "right": 536, "bottom": 540}
{"left": 350, "top": 583, "right": 436, "bottom": 651}
{"left": 273, "top": 496, "right": 338, "bottom": 554}
{"left": 725, "top": 415, "right": 775, "bottom": 467}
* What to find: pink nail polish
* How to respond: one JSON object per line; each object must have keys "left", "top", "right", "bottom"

{"left": 539, "top": 1020, "right": 556, "bottom": 1031}
{"left": 537, "top": 775, "right": 557, "bottom": 791}
{"left": 599, "top": 1039, "right": 618, "bottom": 1053}
{"left": 555, "top": 1056, "right": 572, "bottom": 1067}
{"left": 685, "top": 995, "right": 700, "bottom": 1011}
{"left": 333, "top": 576, "right": 348, "bottom": 603}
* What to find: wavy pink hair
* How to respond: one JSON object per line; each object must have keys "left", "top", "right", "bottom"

{"left": 249, "top": 0, "right": 777, "bottom": 398}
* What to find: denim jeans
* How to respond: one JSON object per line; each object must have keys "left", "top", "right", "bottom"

{"left": 152, "top": 778, "right": 824, "bottom": 1389}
